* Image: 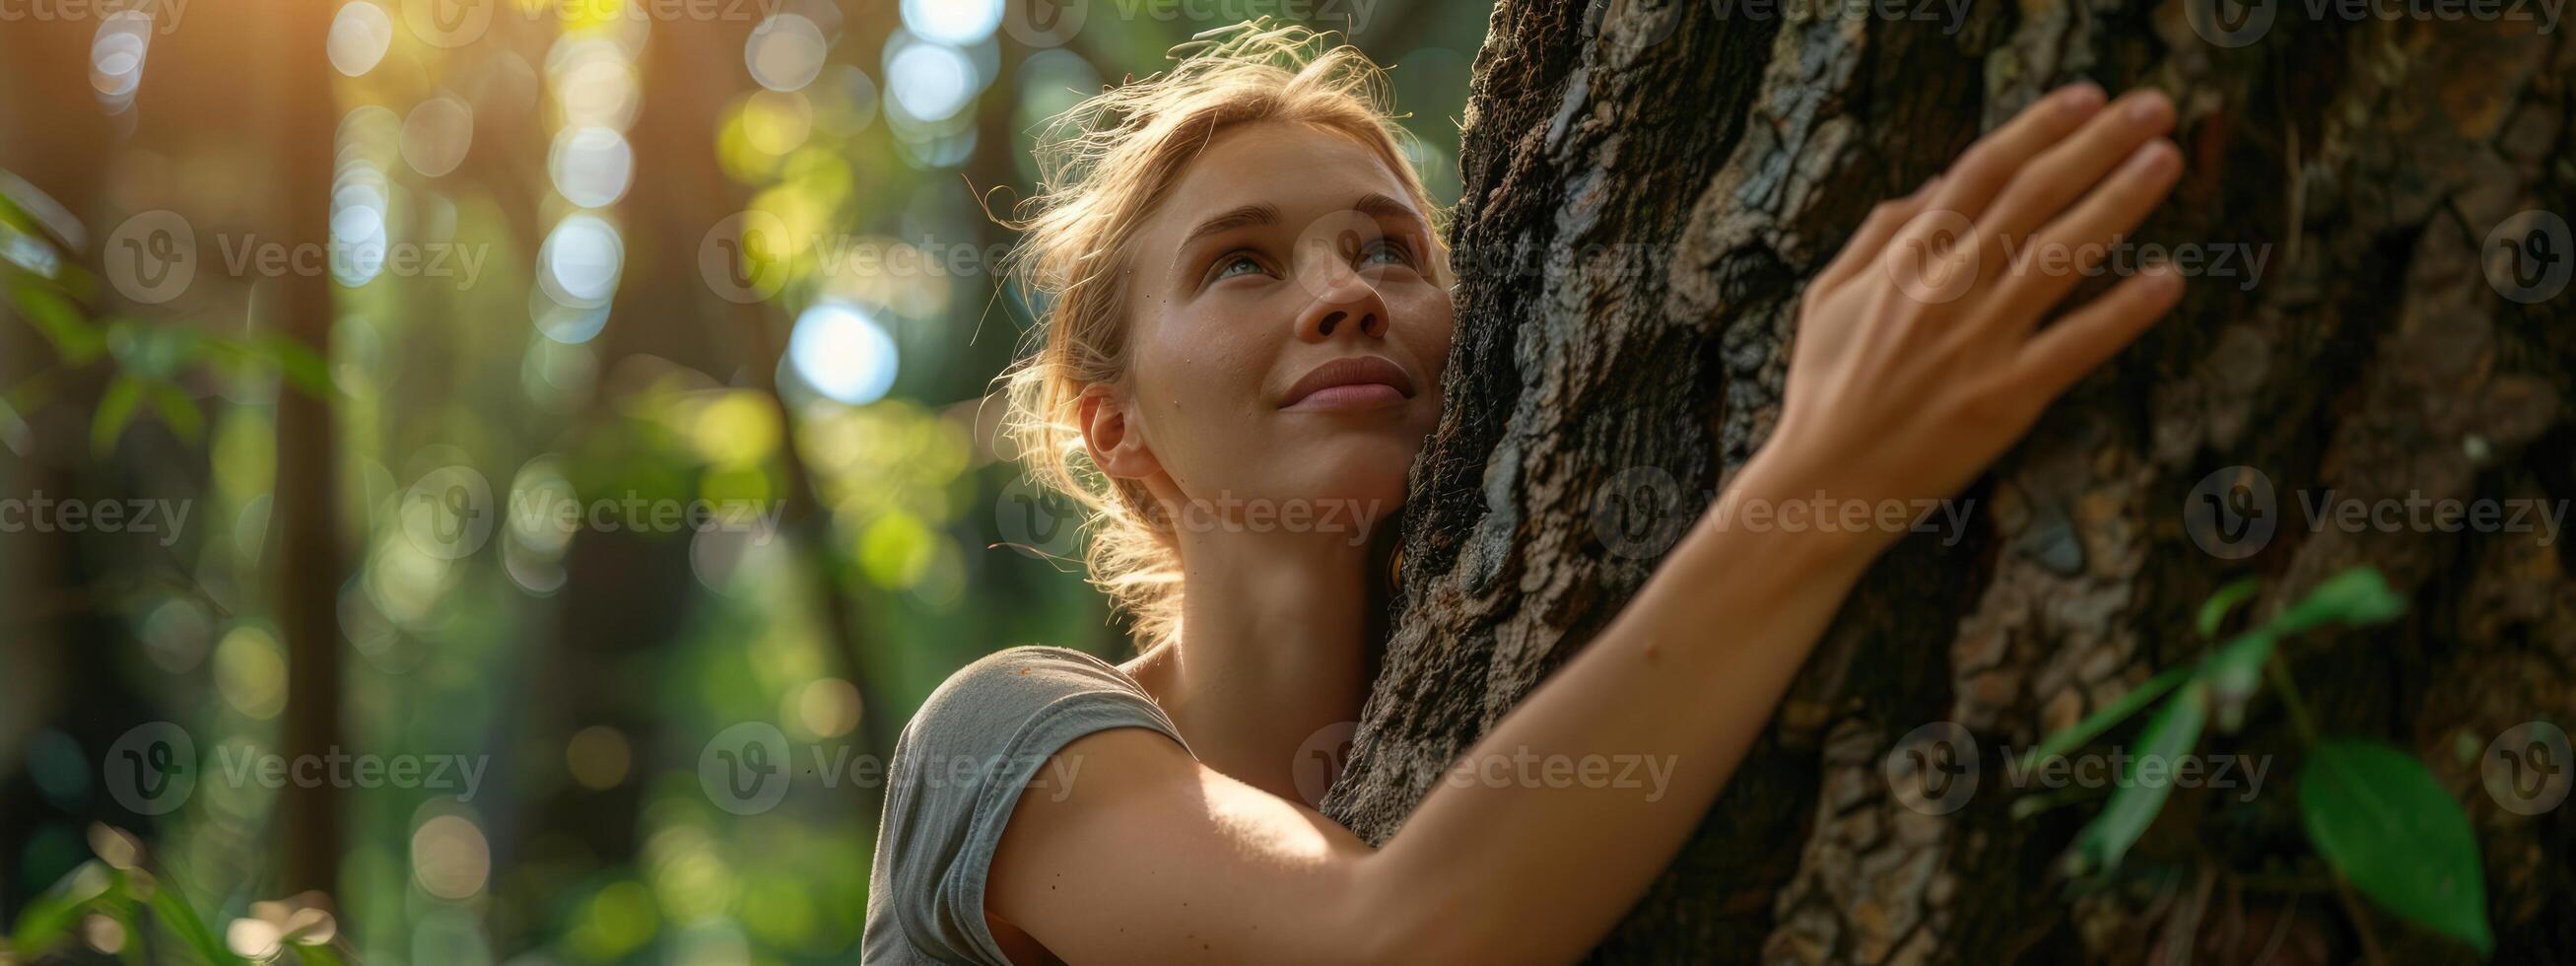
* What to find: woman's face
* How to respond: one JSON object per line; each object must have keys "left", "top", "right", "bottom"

{"left": 1083, "top": 121, "right": 1453, "bottom": 539}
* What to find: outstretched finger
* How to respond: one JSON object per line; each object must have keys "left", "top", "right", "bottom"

{"left": 2013, "top": 263, "right": 2183, "bottom": 397}
{"left": 1976, "top": 90, "right": 2176, "bottom": 257}
{"left": 1994, "top": 138, "right": 2183, "bottom": 329}
{"left": 1922, "top": 83, "right": 2108, "bottom": 225}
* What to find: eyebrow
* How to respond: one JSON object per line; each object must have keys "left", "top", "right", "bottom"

{"left": 1351, "top": 192, "right": 1427, "bottom": 228}
{"left": 1178, "top": 203, "right": 1279, "bottom": 252}
{"left": 1173, "top": 193, "right": 1432, "bottom": 255}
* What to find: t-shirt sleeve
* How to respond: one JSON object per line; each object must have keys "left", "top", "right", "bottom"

{"left": 861, "top": 646, "right": 1187, "bottom": 965}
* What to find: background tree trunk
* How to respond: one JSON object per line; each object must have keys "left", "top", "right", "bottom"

{"left": 270, "top": 0, "right": 349, "bottom": 900}
{"left": 1322, "top": 1, "right": 2571, "bottom": 961}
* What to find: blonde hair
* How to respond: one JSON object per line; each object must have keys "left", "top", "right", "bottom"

{"left": 995, "top": 22, "right": 1440, "bottom": 653}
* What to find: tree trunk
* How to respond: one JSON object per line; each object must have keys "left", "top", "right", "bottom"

{"left": 1323, "top": 2, "right": 2571, "bottom": 962}
{"left": 271, "top": 0, "right": 350, "bottom": 899}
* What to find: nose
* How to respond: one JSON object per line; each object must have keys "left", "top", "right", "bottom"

{"left": 1292, "top": 233, "right": 1390, "bottom": 343}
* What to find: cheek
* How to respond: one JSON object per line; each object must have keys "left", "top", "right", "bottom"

{"left": 1129, "top": 305, "right": 1274, "bottom": 452}
{"left": 1396, "top": 287, "right": 1457, "bottom": 379}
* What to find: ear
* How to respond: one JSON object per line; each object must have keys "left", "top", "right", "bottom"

{"left": 1076, "top": 382, "right": 1163, "bottom": 481}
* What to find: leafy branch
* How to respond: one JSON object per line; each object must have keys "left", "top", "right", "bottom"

{"left": 2018, "top": 567, "right": 2492, "bottom": 957}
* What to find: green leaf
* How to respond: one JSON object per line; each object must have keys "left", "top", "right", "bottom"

{"left": 151, "top": 382, "right": 204, "bottom": 445}
{"left": 11, "top": 278, "right": 103, "bottom": 364}
{"left": 2197, "top": 577, "right": 2263, "bottom": 640}
{"left": 2020, "top": 663, "right": 2194, "bottom": 774}
{"left": 2197, "top": 577, "right": 2262, "bottom": 638}
{"left": 2300, "top": 739, "right": 2493, "bottom": 956}
{"left": 2065, "top": 680, "right": 2209, "bottom": 876}
{"left": 295, "top": 939, "right": 346, "bottom": 966}
{"left": 2275, "top": 567, "right": 2407, "bottom": 635}
{"left": 91, "top": 374, "right": 144, "bottom": 457}
{"left": 143, "top": 874, "right": 244, "bottom": 966}
{"left": 2201, "top": 628, "right": 2277, "bottom": 733}
{"left": 259, "top": 334, "right": 333, "bottom": 400}
{"left": 7, "top": 862, "right": 118, "bottom": 958}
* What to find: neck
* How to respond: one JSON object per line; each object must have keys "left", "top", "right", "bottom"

{"left": 1125, "top": 514, "right": 1386, "bottom": 804}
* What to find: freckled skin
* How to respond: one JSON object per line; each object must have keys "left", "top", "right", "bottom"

{"left": 1098, "top": 122, "right": 1453, "bottom": 522}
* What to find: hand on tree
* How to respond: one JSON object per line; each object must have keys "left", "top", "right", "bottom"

{"left": 1757, "top": 82, "right": 2184, "bottom": 553}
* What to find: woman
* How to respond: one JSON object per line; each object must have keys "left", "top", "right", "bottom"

{"left": 864, "top": 23, "right": 2183, "bottom": 964}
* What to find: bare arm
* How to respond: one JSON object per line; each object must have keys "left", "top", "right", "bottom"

{"left": 989, "top": 82, "right": 2185, "bottom": 965}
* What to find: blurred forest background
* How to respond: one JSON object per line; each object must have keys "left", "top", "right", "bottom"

{"left": 0, "top": 1, "right": 1493, "bottom": 961}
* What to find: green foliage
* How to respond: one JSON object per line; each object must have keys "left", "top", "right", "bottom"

{"left": 2194, "top": 575, "right": 2261, "bottom": 639}
{"left": 2300, "top": 739, "right": 2495, "bottom": 956}
{"left": 3, "top": 833, "right": 347, "bottom": 965}
{"left": 2062, "top": 679, "right": 2207, "bottom": 876}
{"left": 2024, "top": 567, "right": 2492, "bottom": 956}
{"left": 139, "top": 872, "right": 243, "bottom": 966}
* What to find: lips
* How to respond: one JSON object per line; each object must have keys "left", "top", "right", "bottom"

{"left": 1278, "top": 355, "right": 1417, "bottom": 410}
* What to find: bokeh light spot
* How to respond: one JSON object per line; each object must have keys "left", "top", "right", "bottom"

{"left": 786, "top": 303, "right": 899, "bottom": 405}
{"left": 745, "top": 14, "right": 828, "bottom": 93}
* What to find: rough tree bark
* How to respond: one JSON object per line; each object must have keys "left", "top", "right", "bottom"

{"left": 1322, "top": 1, "right": 2571, "bottom": 961}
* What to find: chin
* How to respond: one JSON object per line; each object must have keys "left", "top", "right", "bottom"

{"left": 1277, "top": 436, "right": 1418, "bottom": 518}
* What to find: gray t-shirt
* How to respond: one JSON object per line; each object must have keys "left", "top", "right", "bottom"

{"left": 861, "top": 646, "right": 1189, "bottom": 964}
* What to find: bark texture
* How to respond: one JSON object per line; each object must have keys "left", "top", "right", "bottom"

{"left": 1322, "top": 1, "right": 2573, "bottom": 961}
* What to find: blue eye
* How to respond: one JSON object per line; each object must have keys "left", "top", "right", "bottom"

{"left": 1360, "top": 238, "right": 1413, "bottom": 267}
{"left": 1213, "top": 253, "right": 1266, "bottom": 280}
